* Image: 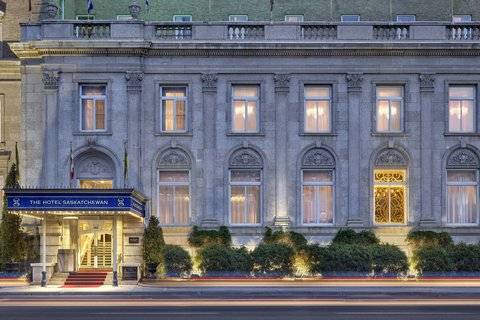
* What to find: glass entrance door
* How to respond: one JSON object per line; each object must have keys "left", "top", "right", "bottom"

{"left": 78, "top": 219, "right": 113, "bottom": 269}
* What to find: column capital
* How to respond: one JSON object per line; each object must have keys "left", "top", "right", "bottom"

{"left": 274, "top": 73, "right": 291, "bottom": 92}
{"left": 346, "top": 73, "right": 363, "bottom": 91}
{"left": 201, "top": 73, "right": 218, "bottom": 92}
{"left": 125, "top": 71, "right": 144, "bottom": 91}
{"left": 419, "top": 74, "right": 436, "bottom": 92}
{"left": 42, "top": 71, "right": 60, "bottom": 90}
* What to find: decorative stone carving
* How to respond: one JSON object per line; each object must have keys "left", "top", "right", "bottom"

{"left": 77, "top": 154, "right": 114, "bottom": 179}
{"left": 45, "top": 1, "right": 59, "bottom": 20}
{"left": 158, "top": 148, "right": 191, "bottom": 168}
{"left": 346, "top": 73, "right": 363, "bottom": 90}
{"left": 229, "top": 148, "right": 263, "bottom": 168}
{"left": 302, "top": 148, "right": 335, "bottom": 168}
{"left": 447, "top": 148, "right": 480, "bottom": 168}
{"left": 274, "top": 74, "right": 291, "bottom": 92}
{"left": 125, "top": 71, "right": 144, "bottom": 91}
{"left": 375, "top": 148, "right": 408, "bottom": 167}
{"left": 201, "top": 73, "right": 218, "bottom": 91}
{"left": 128, "top": 0, "right": 141, "bottom": 19}
{"left": 419, "top": 74, "right": 435, "bottom": 90}
{"left": 42, "top": 71, "right": 60, "bottom": 90}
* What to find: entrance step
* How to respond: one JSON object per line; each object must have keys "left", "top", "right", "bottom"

{"left": 62, "top": 271, "right": 108, "bottom": 288}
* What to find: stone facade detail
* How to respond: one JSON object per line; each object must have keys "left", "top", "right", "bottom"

{"left": 229, "top": 148, "right": 263, "bottom": 168}
{"left": 158, "top": 148, "right": 191, "bottom": 168}
{"left": 346, "top": 73, "right": 363, "bottom": 90}
{"left": 76, "top": 153, "right": 115, "bottom": 179}
{"left": 447, "top": 148, "right": 480, "bottom": 168}
{"left": 375, "top": 148, "right": 408, "bottom": 167}
{"left": 302, "top": 148, "right": 335, "bottom": 169}
{"left": 419, "top": 74, "right": 435, "bottom": 90}
{"left": 273, "top": 74, "right": 291, "bottom": 92}
{"left": 201, "top": 73, "right": 218, "bottom": 91}
{"left": 125, "top": 71, "right": 144, "bottom": 91}
{"left": 42, "top": 71, "right": 59, "bottom": 90}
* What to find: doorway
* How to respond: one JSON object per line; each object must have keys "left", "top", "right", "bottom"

{"left": 78, "top": 219, "right": 113, "bottom": 269}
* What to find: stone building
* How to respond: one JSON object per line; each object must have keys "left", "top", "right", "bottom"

{"left": 6, "top": 0, "right": 480, "bottom": 283}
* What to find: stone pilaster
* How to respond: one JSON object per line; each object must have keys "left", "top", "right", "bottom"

{"left": 125, "top": 71, "right": 143, "bottom": 188}
{"left": 200, "top": 73, "right": 219, "bottom": 227}
{"left": 273, "top": 74, "right": 291, "bottom": 228}
{"left": 42, "top": 70, "right": 59, "bottom": 187}
{"left": 419, "top": 74, "right": 437, "bottom": 226}
{"left": 346, "top": 73, "right": 364, "bottom": 226}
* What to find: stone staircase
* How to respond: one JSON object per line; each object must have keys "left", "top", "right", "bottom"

{"left": 48, "top": 272, "right": 69, "bottom": 286}
{"left": 62, "top": 271, "right": 109, "bottom": 288}
{"left": 81, "top": 240, "right": 112, "bottom": 268}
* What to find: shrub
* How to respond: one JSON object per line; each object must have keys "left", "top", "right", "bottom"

{"left": 448, "top": 243, "right": 480, "bottom": 272}
{"left": 163, "top": 245, "right": 192, "bottom": 276}
{"left": 188, "top": 226, "right": 232, "bottom": 248}
{"left": 143, "top": 216, "right": 165, "bottom": 266}
{"left": 370, "top": 244, "right": 408, "bottom": 276}
{"left": 317, "top": 244, "right": 372, "bottom": 273}
{"left": 303, "top": 244, "right": 327, "bottom": 275}
{"left": 251, "top": 243, "right": 295, "bottom": 276}
{"left": 198, "top": 244, "right": 252, "bottom": 275}
{"left": 262, "top": 227, "right": 308, "bottom": 251}
{"left": 406, "top": 230, "right": 453, "bottom": 249}
{"left": 414, "top": 246, "right": 455, "bottom": 274}
{"left": 332, "top": 229, "right": 379, "bottom": 246}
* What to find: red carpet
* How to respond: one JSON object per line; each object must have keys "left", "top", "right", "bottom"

{"left": 62, "top": 271, "right": 108, "bottom": 288}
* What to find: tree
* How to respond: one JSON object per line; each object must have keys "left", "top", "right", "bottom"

{"left": 143, "top": 216, "right": 165, "bottom": 266}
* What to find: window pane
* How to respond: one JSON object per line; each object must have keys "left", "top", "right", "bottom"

{"left": 449, "top": 100, "right": 462, "bottom": 132}
{"left": 305, "top": 101, "right": 317, "bottom": 132}
{"left": 341, "top": 15, "right": 360, "bottom": 22}
{"left": 390, "top": 187, "right": 405, "bottom": 223}
{"left": 305, "top": 86, "right": 330, "bottom": 98}
{"left": 82, "top": 85, "right": 105, "bottom": 96}
{"left": 163, "top": 87, "right": 186, "bottom": 98}
{"left": 448, "top": 170, "right": 476, "bottom": 183}
{"left": 303, "top": 186, "right": 315, "bottom": 224}
{"left": 231, "top": 170, "right": 261, "bottom": 183}
{"left": 233, "top": 86, "right": 258, "bottom": 98}
{"left": 232, "top": 100, "right": 246, "bottom": 132}
{"left": 245, "top": 186, "right": 260, "bottom": 224}
{"left": 82, "top": 99, "right": 95, "bottom": 131}
{"left": 317, "top": 100, "right": 330, "bottom": 132}
{"left": 159, "top": 171, "right": 189, "bottom": 183}
{"left": 231, "top": 186, "right": 245, "bottom": 224}
{"left": 285, "top": 15, "right": 304, "bottom": 22}
{"left": 377, "top": 86, "right": 402, "bottom": 97}
{"left": 246, "top": 101, "right": 257, "bottom": 131}
{"left": 374, "top": 187, "right": 389, "bottom": 223}
{"left": 462, "top": 100, "right": 475, "bottom": 132}
{"left": 159, "top": 186, "right": 175, "bottom": 225}
{"left": 95, "top": 100, "right": 105, "bottom": 130}
{"left": 80, "top": 180, "right": 113, "bottom": 189}
{"left": 376, "top": 100, "right": 389, "bottom": 132}
{"left": 303, "top": 171, "right": 332, "bottom": 183}
{"left": 162, "top": 100, "right": 175, "bottom": 131}
{"left": 318, "top": 186, "right": 334, "bottom": 224}
{"left": 229, "top": 15, "right": 248, "bottom": 22}
{"left": 174, "top": 186, "right": 190, "bottom": 224}
{"left": 390, "top": 100, "right": 402, "bottom": 131}
{"left": 176, "top": 100, "right": 186, "bottom": 130}
{"left": 448, "top": 186, "right": 477, "bottom": 224}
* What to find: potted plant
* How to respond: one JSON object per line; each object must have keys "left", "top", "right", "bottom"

{"left": 143, "top": 216, "right": 165, "bottom": 279}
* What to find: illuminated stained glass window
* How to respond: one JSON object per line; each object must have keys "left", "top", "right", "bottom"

{"left": 374, "top": 170, "right": 406, "bottom": 224}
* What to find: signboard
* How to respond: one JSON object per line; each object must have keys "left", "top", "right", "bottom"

{"left": 128, "top": 237, "right": 140, "bottom": 244}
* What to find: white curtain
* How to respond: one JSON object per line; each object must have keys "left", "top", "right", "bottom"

{"left": 159, "top": 171, "right": 190, "bottom": 225}
{"left": 447, "top": 170, "right": 478, "bottom": 224}
{"left": 303, "top": 171, "right": 334, "bottom": 224}
{"left": 230, "top": 170, "right": 261, "bottom": 224}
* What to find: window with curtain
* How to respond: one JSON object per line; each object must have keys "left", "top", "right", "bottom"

{"left": 304, "top": 85, "right": 331, "bottom": 133}
{"left": 159, "top": 171, "right": 190, "bottom": 225}
{"left": 449, "top": 86, "right": 476, "bottom": 133}
{"left": 447, "top": 170, "right": 478, "bottom": 225}
{"left": 161, "top": 87, "right": 187, "bottom": 132}
{"left": 232, "top": 85, "right": 259, "bottom": 133}
{"left": 376, "top": 86, "right": 403, "bottom": 133}
{"left": 374, "top": 170, "right": 407, "bottom": 224}
{"left": 302, "top": 170, "right": 334, "bottom": 225}
{"left": 230, "top": 170, "right": 261, "bottom": 225}
{"left": 80, "top": 85, "right": 107, "bottom": 131}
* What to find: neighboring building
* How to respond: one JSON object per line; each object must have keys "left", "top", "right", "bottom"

{"left": 7, "top": 0, "right": 480, "bottom": 284}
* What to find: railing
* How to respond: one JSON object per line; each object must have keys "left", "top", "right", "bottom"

{"left": 155, "top": 24, "right": 192, "bottom": 40}
{"left": 228, "top": 25, "right": 265, "bottom": 40}
{"left": 74, "top": 23, "right": 111, "bottom": 39}
{"left": 448, "top": 25, "right": 480, "bottom": 40}
{"left": 301, "top": 25, "right": 337, "bottom": 40}
{"left": 373, "top": 25, "right": 410, "bottom": 40}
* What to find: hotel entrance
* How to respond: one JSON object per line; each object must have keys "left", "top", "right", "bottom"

{"left": 78, "top": 219, "right": 113, "bottom": 269}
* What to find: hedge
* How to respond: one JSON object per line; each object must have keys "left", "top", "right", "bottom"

{"left": 262, "top": 227, "right": 308, "bottom": 251}
{"left": 188, "top": 226, "right": 232, "bottom": 248}
{"left": 406, "top": 230, "right": 453, "bottom": 248}
{"left": 163, "top": 245, "right": 192, "bottom": 276}
{"left": 332, "top": 229, "right": 380, "bottom": 246}
{"left": 251, "top": 243, "right": 295, "bottom": 276}
{"left": 413, "top": 243, "right": 480, "bottom": 274}
{"left": 370, "top": 244, "right": 408, "bottom": 276}
{"left": 198, "top": 244, "right": 252, "bottom": 275}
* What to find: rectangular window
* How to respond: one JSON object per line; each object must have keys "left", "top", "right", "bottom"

{"left": 230, "top": 170, "right": 261, "bottom": 225}
{"left": 376, "top": 86, "right": 404, "bottom": 133}
{"left": 159, "top": 171, "right": 190, "bottom": 225}
{"left": 229, "top": 15, "right": 248, "bottom": 22}
{"left": 76, "top": 15, "right": 95, "bottom": 20}
{"left": 304, "top": 85, "right": 332, "bottom": 133}
{"left": 449, "top": 86, "right": 476, "bottom": 133}
{"left": 173, "top": 15, "right": 192, "bottom": 22}
{"left": 341, "top": 15, "right": 360, "bottom": 22}
{"left": 80, "top": 85, "right": 107, "bottom": 132}
{"left": 117, "top": 15, "right": 133, "bottom": 20}
{"left": 396, "top": 15, "right": 416, "bottom": 22}
{"left": 374, "top": 170, "right": 407, "bottom": 224}
{"left": 161, "top": 87, "right": 187, "bottom": 132}
{"left": 453, "top": 15, "right": 472, "bottom": 23}
{"left": 302, "top": 170, "right": 334, "bottom": 225}
{"left": 447, "top": 170, "right": 478, "bottom": 225}
{"left": 285, "top": 15, "right": 304, "bottom": 22}
{"left": 232, "top": 85, "right": 259, "bottom": 133}
{"left": 79, "top": 180, "right": 113, "bottom": 189}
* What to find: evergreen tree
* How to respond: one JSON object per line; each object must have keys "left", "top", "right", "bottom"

{"left": 143, "top": 216, "right": 165, "bottom": 266}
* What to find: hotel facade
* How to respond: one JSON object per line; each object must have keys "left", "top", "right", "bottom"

{"left": 6, "top": 0, "right": 480, "bottom": 284}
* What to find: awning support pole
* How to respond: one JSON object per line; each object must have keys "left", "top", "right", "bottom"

{"left": 112, "top": 214, "right": 118, "bottom": 286}
{"left": 41, "top": 216, "right": 47, "bottom": 287}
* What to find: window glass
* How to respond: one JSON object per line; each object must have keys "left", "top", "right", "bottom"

{"left": 230, "top": 170, "right": 261, "bottom": 225}
{"left": 453, "top": 15, "right": 472, "bottom": 23}
{"left": 374, "top": 170, "right": 407, "bottom": 224}
{"left": 396, "top": 15, "right": 416, "bottom": 22}
{"left": 304, "top": 85, "right": 332, "bottom": 133}
{"left": 447, "top": 170, "right": 478, "bottom": 224}
{"left": 159, "top": 171, "right": 190, "bottom": 225}
{"left": 341, "top": 15, "right": 360, "bottom": 22}
{"left": 79, "top": 180, "right": 113, "bottom": 189}
{"left": 376, "top": 86, "right": 403, "bottom": 132}
{"left": 173, "top": 15, "right": 192, "bottom": 22}
{"left": 117, "top": 15, "right": 133, "bottom": 20}
{"left": 302, "top": 170, "right": 334, "bottom": 225}
{"left": 80, "top": 85, "right": 107, "bottom": 132}
{"left": 161, "top": 87, "right": 187, "bottom": 132}
{"left": 229, "top": 15, "right": 248, "bottom": 22}
{"left": 449, "top": 86, "right": 476, "bottom": 133}
{"left": 285, "top": 15, "right": 304, "bottom": 22}
{"left": 232, "top": 85, "right": 259, "bottom": 133}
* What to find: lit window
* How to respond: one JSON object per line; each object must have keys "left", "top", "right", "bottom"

{"left": 161, "top": 87, "right": 187, "bottom": 132}
{"left": 173, "top": 15, "right": 192, "bottom": 22}
{"left": 374, "top": 170, "right": 407, "bottom": 224}
{"left": 448, "top": 86, "right": 476, "bottom": 133}
{"left": 117, "top": 15, "right": 133, "bottom": 20}
{"left": 302, "top": 171, "right": 334, "bottom": 225}
{"left": 285, "top": 15, "right": 304, "bottom": 22}
{"left": 452, "top": 15, "right": 472, "bottom": 23}
{"left": 376, "top": 86, "right": 404, "bottom": 133}
{"left": 447, "top": 170, "right": 478, "bottom": 225}
{"left": 341, "top": 15, "right": 360, "bottom": 22}
{"left": 159, "top": 171, "right": 190, "bottom": 225}
{"left": 232, "top": 85, "right": 259, "bottom": 133}
{"left": 229, "top": 15, "right": 248, "bottom": 22}
{"left": 304, "top": 85, "right": 331, "bottom": 133}
{"left": 79, "top": 180, "right": 113, "bottom": 189}
{"left": 396, "top": 15, "right": 416, "bottom": 22}
{"left": 230, "top": 170, "right": 261, "bottom": 225}
{"left": 80, "top": 85, "right": 107, "bottom": 132}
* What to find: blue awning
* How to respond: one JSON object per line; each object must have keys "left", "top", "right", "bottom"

{"left": 5, "top": 188, "right": 146, "bottom": 219}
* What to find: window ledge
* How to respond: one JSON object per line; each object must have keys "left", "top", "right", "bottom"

{"left": 444, "top": 224, "right": 479, "bottom": 228}
{"left": 444, "top": 133, "right": 480, "bottom": 137}
{"left": 154, "top": 132, "right": 193, "bottom": 137}
{"left": 73, "top": 132, "right": 112, "bottom": 136}
{"left": 299, "top": 133, "right": 338, "bottom": 137}
{"left": 371, "top": 132, "right": 409, "bottom": 137}
{"left": 226, "top": 132, "right": 265, "bottom": 137}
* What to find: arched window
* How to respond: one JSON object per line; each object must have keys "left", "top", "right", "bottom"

{"left": 301, "top": 148, "right": 335, "bottom": 225}
{"left": 228, "top": 147, "right": 263, "bottom": 225}
{"left": 373, "top": 148, "right": 408, "bottom": 225}
{"left": 157, "top": 148, "right": 192, "bottom": 226}
{"left": 75, "top": 151, "right": 115, "bottom": 189}
{"left": 446, "top": 148, "right": 480, "bottom": 225}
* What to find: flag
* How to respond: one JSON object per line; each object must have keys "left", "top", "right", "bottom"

{"left": 15, "top": 142, "right": 19, "bottom": 181}
{"left": 270, "top": 0, "right": 274, "bottom": 11}
{"left": 87, "top": 0, "right": 94, "bottom": 14}
{"left": 123, "top": 141, "right": 128, "bottom": 187}
{"left": 145, "top": 0, "right": 150, "bottom": 10}
{"left": 69, "top": 143, "right": 75, "bottom": 184}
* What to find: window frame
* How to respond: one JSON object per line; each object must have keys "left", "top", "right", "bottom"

{"left": 228, "top": 169, "right": 262, "bottom": 226}
{"left": 160, "top": 86, "right": 188, "bottom": 133}
{"left": 446, "top": 169, "right": 479, "bottom": 226}
{"left": 173, "top": 15, "right": 193, "bottom": 22}
{"left": 341, "top": 15, "right": 361, "bottom": 22}
{"left": 396, "top": 15, "right": 416, "bottom": 22}
{"left": 229, "top": 15, "right": 249, "bottom": 22}
{"left": 373, "top": 169, "right": 408, "bottom": 226}
{"left": 231, "top": 85, "right": 260, "bottom": 133}
{"left": 79, "top": 84, "right": 108, "bottom": 133}
{"left": 452, "top": 15, "right": 472, "bottom": 23}
{"left": 157, "top": 170, "right": 191, "bottom": 226}
{"left": 303, "top": 85, "right": 333, "bottom": 133}
{"left": 301, "top": 169, "right": 335, "bottom": 226}
{"left": 285, "top": 15, "right": 304, "bottom": 22}
{"left": 375, "top": 85, "right": 405, "bottom": 133}
{"left": 447, "top": 85, "right": 477, "bottom": 134}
